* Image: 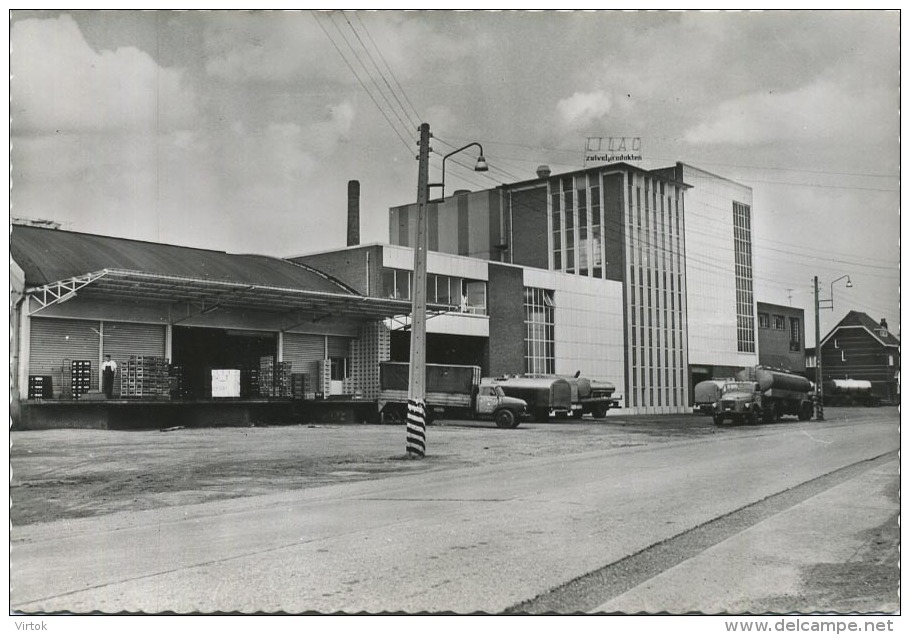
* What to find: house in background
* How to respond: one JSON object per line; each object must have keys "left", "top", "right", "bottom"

{"left": 757, "top": 302, "right": 806, "bottom": 375}
{"left": 818, "top": 310, "right": 900, "bottom": 404}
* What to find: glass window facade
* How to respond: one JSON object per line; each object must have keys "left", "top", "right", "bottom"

{"left": 733, "top": 201, "right": 756, "bottom": 353}
{"left": 625, "top": 173, "right": 687, "bottom": 410}
{"left": 381, "top": 267, "right": 487, "bottom": 315}
{"left": 524, "top": 287, "right": 555, "bottom": 374}
{"left": 549, "top": 172, "right": 606, "bottom": 278}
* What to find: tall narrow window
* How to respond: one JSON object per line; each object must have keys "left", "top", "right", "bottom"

{"left": 524, "top": 287, "right": 555, "bottom": 374}
{"left": 733, "top": 202, "right": 755, "bottom": 353}
{"left": 789, "top": 317, "right": 801, "bottom": 352}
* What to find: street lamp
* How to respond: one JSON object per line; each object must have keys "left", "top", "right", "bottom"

{"left": 814, "top": 274, "right": 853, "bottom": 420}
{"left": 406, "top": 125, "right": 489, "bottom": 458}
{"left": 428, "top": 142, "right": 488, "bottom": 201}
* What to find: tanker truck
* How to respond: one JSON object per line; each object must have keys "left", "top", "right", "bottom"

{"left": 693, "top": 379, "right": 734, "bottom": 415}
{"left": 713, "top": 366, "right": 814, "bottom": 425}
{"left": 823, "top": 379, "right": 880, "bottom": 407}
{"left": 522, "top": 373, "right": 620, "bottom": 418}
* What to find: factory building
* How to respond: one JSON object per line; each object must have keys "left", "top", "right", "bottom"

{"left": 9, "top": 222, "right": 416, "bottom": 429}
{"left": 12, "top": 158, "right": 762, "bottom": 424}
{"left": 373, "top": 161, "right": 758, "bottom": 413}
{"left": 756, "top": 302, "right": 807, "bottom": 375}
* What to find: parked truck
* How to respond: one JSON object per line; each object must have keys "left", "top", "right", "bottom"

{"left": 490, "top": 375, "right": 573, "bottom": 422}
{"left": 378, "top": 362, "right": 528, "bottom": 428}
{"left": 823, "top": 379, "right": 880, "bottom": 407}
{"left": 712, "top": 367, "right": 813, "bottom": 425}
{"left": 693, "top": 379, "right": 733, "bottom": 415}
{"left": 524, "top": 373, "right": 619, "bottom": 418}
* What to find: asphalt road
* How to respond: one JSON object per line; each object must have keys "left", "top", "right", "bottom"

{"left": 9, "top": 408, "right": 900, "bottom": 614}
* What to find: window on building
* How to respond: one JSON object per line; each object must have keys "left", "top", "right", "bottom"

{"left": 464, "top": 280, "right": 487, "bottom": 314}
{"left": 889, "top": 354, "right": 895, "bottom": 366}
{"left": 773, "top": 315, "right": 786, "bottom": 330}
{"left": 524, "top": 287, "right": 555, "bottom": 374}
{"left": 789, "top": 317, "right": 801, "bottom": 352}
{"left": 758, "top": 313, "right": 770, "bottom": 328}
{"left": 733, "top": 202, "right": 755, "bottom": 353}
{"left": 329, "top": 357, "right": 349, "bottom": 381}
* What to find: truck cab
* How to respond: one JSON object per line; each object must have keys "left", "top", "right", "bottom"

{"left": 476, "top": 380, "right": 529, "bottom": 428}
{"left": 713, "top": 381, "right": 762, "bottom": 425}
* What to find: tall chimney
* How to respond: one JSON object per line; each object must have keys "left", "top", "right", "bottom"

{"left": 347, "top": 180, "right": 360, "bottom": 247}
{"left": 880, "top": 318, "right": 888, "bottom": 331}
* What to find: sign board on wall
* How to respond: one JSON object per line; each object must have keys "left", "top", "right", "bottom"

{"left": 584, "top": 137, "right": 643, "bottom": 166}
{"left": 211, "top": 369, "right": 241, "bottom": 398}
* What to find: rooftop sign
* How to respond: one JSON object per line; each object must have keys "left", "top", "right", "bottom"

{"left": 584, "top": 137, "right": 643, "bottom": 166}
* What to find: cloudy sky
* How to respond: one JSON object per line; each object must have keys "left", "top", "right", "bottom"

{"left": 9, "top": 10, "right": 900, "bottom": 338}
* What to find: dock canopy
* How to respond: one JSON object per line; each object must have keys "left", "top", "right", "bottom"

{"left": 11, "top": 224, "right": 451, "bottom": 319}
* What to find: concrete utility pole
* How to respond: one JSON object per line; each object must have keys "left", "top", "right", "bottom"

{"left": 814, "top": 276, "right": 824, "bottom": 421}
{"left": 406, "top": 123, "right": 432, "bottom": 458}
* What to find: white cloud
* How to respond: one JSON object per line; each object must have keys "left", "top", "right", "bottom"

{"left": 11, "top": 14, "right": 197, "bottom": 133}
{"left": 556, "top": 90, "right": 613, "bottom": 129}
{"left": 683, "top": 79, "right": 893, "bottom": 148}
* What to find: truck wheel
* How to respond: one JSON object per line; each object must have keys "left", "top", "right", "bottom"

{"left": 592, "top": 404, "right": 608, "bottom": 419}
{"left": 713, "top": 414, "right": 725, "bottom": 426}
{"left": 762, "top": 404, "right": 776, "bottom": 424}
{"left": 535, "top": 408, "right": 550, "bottom": 422}
{"left": 494, "top": 408, "right": 517, "bottom": 429}
{"left": 572, "top": 410, "right": 584, "bottom": 420}
{"left": 749, "top": 409, "right": 760, "bottom": 425}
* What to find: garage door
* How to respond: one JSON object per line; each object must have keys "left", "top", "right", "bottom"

{"left": 103, "top": 322, "right": 167, "bottom": 362}
{"left": 29, "top": 317, "right": 100, "bottom": 398}
{"left": 283, "top": 333, "right": 325, "bottom": 377}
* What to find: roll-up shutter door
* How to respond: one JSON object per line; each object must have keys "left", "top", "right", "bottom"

{"left": 102, "top": 322, "right": 167, "bottom": 397}
{"left": 327, "top": 336, "right": 351, "bottom": 359}
{"left": 283, "top": 333, "right": 325, "bottom": 378}
{"left": 102, "top": 322, "right": 166, "bottom": 362}
{"left": 29, "top": 317, "right": 100, "bottom": 398}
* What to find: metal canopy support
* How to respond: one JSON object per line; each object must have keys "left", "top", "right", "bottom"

{"left": 26, "top": 271, "right": 109, "bottom": 315}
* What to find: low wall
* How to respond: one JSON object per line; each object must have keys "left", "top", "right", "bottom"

{"left": 15, "top": 398, "right": 379, "bottom": 430}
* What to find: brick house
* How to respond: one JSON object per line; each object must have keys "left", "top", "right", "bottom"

{"left": 819, "top": 311, "right": 900, "bottom": 404}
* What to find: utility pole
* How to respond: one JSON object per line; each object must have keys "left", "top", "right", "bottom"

{"left": 406, "top": 123, "right": 431, "bottom": 458}
{"left": 814, "top": 276, "right": 824, "bottom": 421}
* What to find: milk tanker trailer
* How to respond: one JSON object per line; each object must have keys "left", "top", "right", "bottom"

{"left": 823, "top": 379, "right": 880, "bottom": 407}
{"left": 713, "top": 367, "right": 814, "bottom": 425}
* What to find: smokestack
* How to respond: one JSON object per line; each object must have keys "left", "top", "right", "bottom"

{"left": 536, "top": 165, "right": 551, "bottom": 179}
{"left": 347, "top": 180, "right": 360, "bottom": 247}
{"left": 880, "top": 318, "right": 888, "bottom": 330}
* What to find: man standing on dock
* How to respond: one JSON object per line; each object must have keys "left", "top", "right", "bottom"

{"left": 101, "top": 355, "right": 117, "bottom": 399}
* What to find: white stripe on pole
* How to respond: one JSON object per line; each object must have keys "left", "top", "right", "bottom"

{"left": 406, "top": 398, "right": 426, "bottom": 457}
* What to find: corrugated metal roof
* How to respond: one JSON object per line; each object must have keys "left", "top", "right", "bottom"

{"left": 11, "top": 225, "right": 455, "bottom": 320}
{"left": 11, "top": 225, "right": 355, "bottom": 295}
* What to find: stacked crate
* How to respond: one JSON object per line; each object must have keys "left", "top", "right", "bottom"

{"left": 168, "top": 364, "right": 186, "bottom": 399}
{"left": 28, "top": 375, "right": 53, "bottom": 399}
{"left": 275, "top": 361, "right": 293, "bottom": 398}
{"left": 120, "top": 356, "right": 170, "bottom": 399}
{"left": 348, "top": 321, "right": 390, "bottom": 400}
{"left": 71, "top": 360, "right": 92, "bottom": 399}
{"left": 241, "top": 368, "right": 260, "bottom": 398}
{"left": 291, "top": 372, "right": 311, "bottom": 399}
{"left": 259, "top": 356, "right": 275, "bottom": 397}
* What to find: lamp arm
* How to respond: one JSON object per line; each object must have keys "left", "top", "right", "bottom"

{"left": 430, "top": 142, "right": 486, "bottom": 199}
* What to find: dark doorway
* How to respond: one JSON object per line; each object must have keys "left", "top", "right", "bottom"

{"left": 172, "top": 327, "right": 277, "bottom": 399}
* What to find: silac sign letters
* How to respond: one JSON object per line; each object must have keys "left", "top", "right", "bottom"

{"left": 585, "top": 137, "right": 643, "bottom": 164}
